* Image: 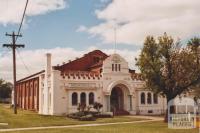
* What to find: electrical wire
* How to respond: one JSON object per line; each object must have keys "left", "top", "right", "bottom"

{"left": 15, "top": 0, "right": 31, "bottom": 75}
{"left": 16, "top": 0, "right": 29, "bottom": 41}
{"left": 16, "top": 49, "right": 31, "bottom": 75}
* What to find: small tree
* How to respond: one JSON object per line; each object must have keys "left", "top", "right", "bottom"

{"left": 0, "top": 79, "right": 13, "bottom": 99}
{"left": 93, "top": 102, "right": 103, "bottom": 113}
{"left": 77, "top": 103, "right": 86, "bottom": 112}
{"left": 136, "top": 33, "right": 200, "bottom": 121}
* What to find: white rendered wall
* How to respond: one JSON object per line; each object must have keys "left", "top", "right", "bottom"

{"left": 50, "top": 70, "right": 68, "bottom": 115}
{"left": 136, "top": 90, "right": 167, "bottom": 115}
{"left": 38, "top": 53, "right": 167, "bottom": 116}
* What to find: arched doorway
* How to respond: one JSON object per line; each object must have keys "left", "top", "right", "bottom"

{"left": 110, "top": 87, "right": 124, "bottom": 112}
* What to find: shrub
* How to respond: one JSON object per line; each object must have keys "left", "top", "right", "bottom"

{"left": 94, "top": 113, "right": 113, "bottom": 118}
{"left": 79, "top": 114, "right": 96, "bottom": 121}
{"left": 93, "top": 102, "right": 103, "bottom": 113}
{"left": 77, "top": 103, "right": 86, "bottom": 112}
{"left": 67, "top": 112, "right": 85, "bottom": 119}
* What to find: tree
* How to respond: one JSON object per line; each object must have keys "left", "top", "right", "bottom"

{"left": 187, "top": 37, "right": 200, "bottom": 97}
{"left": 0, "top": 79, "right": 13, "bottom": 99}
{"left": 136, "top": 33, "right": 200, "bottom": 121}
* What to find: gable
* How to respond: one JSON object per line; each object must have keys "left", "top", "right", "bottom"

{"left": 54, "top": 50, "right": 108, "bottom": 73}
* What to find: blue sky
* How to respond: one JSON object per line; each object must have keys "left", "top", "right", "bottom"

{"left": 0, "top": 0, "right": 108, "bottom": 50}
{"left": 0, "top": 0, "right": 199, "bottom": 81}
{"left": 0, "top": 0, "right": 142, "bottom": 52}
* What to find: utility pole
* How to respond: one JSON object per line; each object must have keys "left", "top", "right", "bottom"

{"left": 3, "top": 31, "right": 25, "bottom": 114}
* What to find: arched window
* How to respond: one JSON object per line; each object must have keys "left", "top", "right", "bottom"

{"left": 89, "top": 92, "right": 94, "bottom": 105}
{"left": 147, "top": 93, "right": 152, "bottom": 104}
{"left": 141, "top": 92, "right": 145, "bottom": 104}
{"left": 153, "top": 94, "right": 158, "bottom": 104}
{"left": 80, "top": 92, "right": 86, "bottom": 105}
{"left": 72, "top": 92, "right": 78, "bottom": 106}
{"left": 115, "top": 64, "right": 118, "bottom": 71}
{"left": 112, "top": 64, "right": 114, "bottom": 71}
{"left": 118, "top": 64, "right": 121, "bottom": 71}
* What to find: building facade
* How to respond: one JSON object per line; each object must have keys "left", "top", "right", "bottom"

{"left": 16, "top": 50, "right": 167, "bottom": 115}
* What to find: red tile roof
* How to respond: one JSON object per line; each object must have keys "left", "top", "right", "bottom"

{"left": 54, "top": 50, "right": 108, "bottom": 74}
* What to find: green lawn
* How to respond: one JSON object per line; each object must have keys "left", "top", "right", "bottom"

{"left": 0, "top": 104, "right": 198, "bottom": 133}
{"left": 0, "top": 104, "right": 143, "bottom": 129}
{"left": 5, "top": 122, "right": 199, "bottom": 133}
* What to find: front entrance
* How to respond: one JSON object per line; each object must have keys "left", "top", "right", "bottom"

{"left": 110, "top": 87, "right": 124, "bottom": 112}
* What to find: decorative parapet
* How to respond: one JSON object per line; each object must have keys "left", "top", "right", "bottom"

{"left": 61, "top": 71, "right": 102, "bottom": 80}
{"left": 131, "top": 73, "right": 144, "bottom": 81}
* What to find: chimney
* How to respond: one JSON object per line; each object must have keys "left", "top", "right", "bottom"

{"left": 43, "top": 53, "right": 51, "bottom": 115}
{"left": 46, "top": 53, "right": 51, "bottom": 77}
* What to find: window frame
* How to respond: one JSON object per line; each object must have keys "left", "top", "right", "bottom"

{"left": 72, "top": 92, "right": 78, "bottom": 106}
{"left": 153, "top": 94, "right": 158, "bottom": 104}
{"left": 147, "top": 92, "right": 152, "bottom": 104}
{"left": 89, "top": 92, "right": 94, "bottom": 105}
{"left": 80, "top": 92, "right": 86, "bottom": 105}
{"left": 141, "top": 92, "right": 145, "bottom": 104}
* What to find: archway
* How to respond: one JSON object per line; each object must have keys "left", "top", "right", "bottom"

{"left": 110, "top": 87, "right": 124, "bottom": 111}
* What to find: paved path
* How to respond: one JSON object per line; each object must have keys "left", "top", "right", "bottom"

{"left": 0, "top": 123, "right": 8, "bottom": 126}
{"left": 125, "top": 115, "right": 164, "bottom": 121}
{"left": 0, "top": 119, "right": 162, "bottom": 132}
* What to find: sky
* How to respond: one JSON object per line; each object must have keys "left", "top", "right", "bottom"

{"left": 0, "top": 0, "right": 199, "bottom": 82}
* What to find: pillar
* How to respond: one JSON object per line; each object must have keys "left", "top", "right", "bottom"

{"left": 43, "top": 53, "right": 52, "bottom": 114}
{"left": 32, "top": 80, "right": 35, "bottom": 110}
{"left": 106, "top": 95, "right": 110, "bottom": 112}
{"left": 129, "top": 95, "right": 133, "bottom": 111}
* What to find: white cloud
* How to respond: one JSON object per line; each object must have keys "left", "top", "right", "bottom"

{"left": 86, "top": 0, "right": 200, "bottom": 45}
{"left": 0, "top": 47, "right": 140, "bottom": 82}
{"left": 0, "top": 0, "right": 67, "bottom": 25}
{"left": 76, "top": 25, "right": 88, "bottom": 32}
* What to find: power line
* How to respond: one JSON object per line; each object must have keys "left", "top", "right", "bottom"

{"left": 16, "top": 49, "right": 31, "bottom": 75}
{"left": 15, "top": 0, "right": 31, "bottom": 75}
{"left": 16, "top": 0, "right": 29, "bottom": 41}
{"left": 2, "top": 0, "right": 29, "bottom": 114}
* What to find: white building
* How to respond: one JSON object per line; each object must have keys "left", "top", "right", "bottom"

{"left": 16, "top": 50, "right": 167, "bottom": 115}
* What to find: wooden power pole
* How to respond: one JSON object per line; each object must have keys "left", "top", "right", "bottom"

{"left": 3, "top": 31, "right": 25, "bottom": 114}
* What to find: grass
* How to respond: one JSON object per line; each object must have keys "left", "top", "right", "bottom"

{"left": 0, "top": 104, "right": 143, "bottom": 129}
{"left": 0, "top": 104, "right": 198, "bottom": 133}
{"left": 5, "top": 121, "right": 199, "bottom": 133}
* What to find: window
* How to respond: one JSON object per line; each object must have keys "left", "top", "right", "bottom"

{"left": 141, "top": 92, "right": 145, "bottom": 104}
{"left": 112, "top": 64, "right": 114, "bottom": 71}
{"left": 115, "top": 64, "right": 118, "bottom": 71}
{"left": 72, "top": 92, "right": 78, "bottom": 106}
{"left": 118, "top": 64, "right": 121, "bottom": 71}
{"left": 153, "top": 94, "right": 158, "bottom": 104}
{"left": 89, "top": 92, "right": 94, "bottom": 105}
{"left": 80, "top": 92, "right": 86, "bottom": 105}
{"left": 147, "top": 93, "right": 152, "bottom": 104}
{"left": 112, "top": 64, "right": 121, "bottom": 72}
{"left": 170, "top": 105, "right": 176, "bottom": 114}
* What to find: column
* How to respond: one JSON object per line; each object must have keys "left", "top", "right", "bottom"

{"left": 28, "top": 82, "right": 30, "bottom": 110}
{"left": 36, "top": 80, "right": 39, "bottom": 111}
{"left": 129, "top": 95, "right": 133, "bottom": 111}
{"left": 78, "top": 92, "right": 80, "bottom": 104}
{"left": 86, "top": 92, "right": 89, "bottom": 106}
{"left": 24, "top": 84, "right": 26, "bottom": 109}
{"left": 106, "top": 95, "right": 110, "bottom": 112}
